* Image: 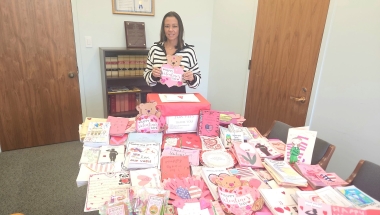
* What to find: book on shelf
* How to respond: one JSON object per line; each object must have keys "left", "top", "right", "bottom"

{"left": 83, "top": 122, "right": 111, "bottom": 147}
{"left": 263, "top": 158, "right": 308, "bottom": 187}
{"left": 259, "top": 187, "right": 299, "bottom": 215}
{"left": 129, "top": 55, "right": 136, "bottom": 76}
{"left": 293, "top": 163, "right": 348, "bottom": 189}
{"left": 105, "top": 57, "right": 112, "bottom": 77}
{"left": 285, "top": 126, "right": 317, "bottom": 164}
{"left": 117, "top": 55, "right": 125, "bottom": 77}
{"left": 110, "top": 57, "right": 118, "bottom": 77}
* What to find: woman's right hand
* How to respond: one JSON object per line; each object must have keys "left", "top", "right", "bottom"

{"left": 152, "top": 67, "right": 162, "bottom": 78}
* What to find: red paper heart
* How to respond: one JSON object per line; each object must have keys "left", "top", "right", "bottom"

{"left": 274, "top": 207, "right": 284, "bottom": 213}
{"left": 281, "top": 191, "right": 285, "bottom": 194}
{"left": 323, "top": 211, "right": 327, "bottom": 215}
{"left": 284, "top": 206, "right": 290, "bottom": 211}
{"left": 300, "top": 206, "right": 303, "bottom": 210}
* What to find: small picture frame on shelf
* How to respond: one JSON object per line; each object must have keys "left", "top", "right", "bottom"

{"left": 112, "top": 0, "right": 155, "bottom": 16}
{"left": 124, "top": 21, "right": 146, "bottom": 48}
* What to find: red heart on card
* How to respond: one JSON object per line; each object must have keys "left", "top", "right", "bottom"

{"left": 300, "top": 206, "right": 303, "bottom": 210}
{"left": 284, "top": 206, "right": 290, "bottom": 211}
{"left": 178, "top": 96, "right": 183, "bottom": 99}
{"left": 323, "top": 211, "right": 327, "bottom": 215}
{"left": 281, "top": 191, "right": 285, "bottom": 194}
{"left": 274, "top": 207, "right": 284, "bottom": 213}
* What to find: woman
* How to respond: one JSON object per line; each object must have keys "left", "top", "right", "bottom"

{"left": 144, "top": 11, "right": 201, "bottom": 93}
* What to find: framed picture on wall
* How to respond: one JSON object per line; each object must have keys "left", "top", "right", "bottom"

{"left": 124, "top": 21, "right": 146, "bottom": 48}
{"left": 112, "top": 0, "right": 155, "bottom": 16}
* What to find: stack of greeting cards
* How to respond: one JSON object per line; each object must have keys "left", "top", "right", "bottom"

{"left": 263, "top": 158, "right": 308, "bottom": 187}
{"left": 83, "top": 122, "right": 111, "bottom": 147}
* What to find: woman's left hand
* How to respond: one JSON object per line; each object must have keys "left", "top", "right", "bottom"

{"left": 183, "top": 70, "right": 194, "bottom": 82}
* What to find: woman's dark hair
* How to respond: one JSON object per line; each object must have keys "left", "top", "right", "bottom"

{"left": 160, "top": 11, "right": 184, "bottom": 50}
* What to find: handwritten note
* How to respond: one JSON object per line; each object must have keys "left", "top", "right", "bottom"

{"left": 160, "top": 156, "right": 190, "bottom": 180}
{"left": 85, "top": 172, "right": 128, "bottom": 212}
{"left": 162, "top": 146, "right": 200, "bottom": 166}
{"left": 166, "top": 115, "right": 199, "bottom": 133}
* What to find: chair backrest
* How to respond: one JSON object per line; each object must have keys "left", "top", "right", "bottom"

{"left": 264, "top": 120, "right": 335, "bottom": 169}
{"left": 346, "top": 160, "right": 380, "bottom": 201}
{"left": 310, "top": 137, "right": 335, "bottom": 169}
{"left": 265, "top": 121, "right": 292, "bottom": 143}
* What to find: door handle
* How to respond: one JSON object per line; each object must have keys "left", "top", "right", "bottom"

{"left": 290, "top": 96, "right": 306, "bottom": 103}
{"left": 68, "top": 72, "right": 75, "bottom": 78}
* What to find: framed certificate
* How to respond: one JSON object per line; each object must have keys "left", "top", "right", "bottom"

{"left": 112, "top": 0, "right": 155, "bottom": 16}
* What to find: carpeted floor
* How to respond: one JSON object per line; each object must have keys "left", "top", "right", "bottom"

{"left": 0, "top": 141, "right": 98, "bottom": 215}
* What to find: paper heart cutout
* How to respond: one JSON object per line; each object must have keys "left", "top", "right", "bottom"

{"left": 176, "top": 187, "right": 191, "bottom": 199}
{"left": 274, "top": 207, "right": 284, "bottom": 213}
{"left": 284, "top": 206, "right": 290, "bottom": 211}
{"left": 137, "top": 175, "right": 152, "bottom": 186}
{"left": 323, "top": 211, "right": 327, "bottom": 215}
{"left": 178, "top": 96, "right": 183, "bottom": 99}
{"left": 188, "top": 186, "right": 202, "bottom": 199}
{"left": 300, "top": 206, "right": 303, "bottom": 210}
{"left": 281, "top": 191, "right": 285, "bottom": 194}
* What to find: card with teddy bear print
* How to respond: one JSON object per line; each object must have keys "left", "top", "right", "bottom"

{"left": 160, "top": 55, "right": 185, "bottom": 88}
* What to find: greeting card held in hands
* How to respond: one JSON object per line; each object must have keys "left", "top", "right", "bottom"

{"left": 198, "top": 110, "right": 220, "bottom": 137}
{"left": 160, "top": 55, "right": 184, "bottom": 88}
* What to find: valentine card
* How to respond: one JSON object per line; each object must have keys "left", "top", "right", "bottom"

{"left": 162, "top": 146, "right": 200, "bottom": 166}
{"left": 162, "top": 134, "right": 182, "bottom": 149}
{"left": 160, "top": 63, "right": 184, "bottom": 88}
{"left": 136, "top": 115, "right": 161, "bottom": 133}
{"left": 160, "top": 156, "right": 191, "bottom": 180}
{"left": 181, "top": 133, "right": 202, "bottom": 150}
{"left": 200, "top": 136, "right": 225, "bottom": 151}
{"left": 259, "top": 187, "right": 299, "bottom": 215}
{"left": 130, "top": 168, "right": 162, "bottom": 188}
{"left": 298, "top": 198, "right": 332, "bottom": 215}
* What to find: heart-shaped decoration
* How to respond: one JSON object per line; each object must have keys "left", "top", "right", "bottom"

{"left": 284, "top": 206, "right": 290, "bottom": 211}
{"left": 300, "top": 206, "right": 303, "bottom": 210}
{"left": 218, "top": 185, "right": 262, "bottom": 215}
{"left": 176, "top": 187, "right": 191, "bottom": 199}
{"left": 281, "top": 191, "right": 285, "bottom": 194}
{"left": 137, "top": 175, "right": 152, "bottom": 186}
{"left": 323, "top": 211, "right": 327, "bottom": 215}
{"left": 188, "top": 186, "right": 202, "bottom": 199}
{"left": 136, "top": 115, "right": 160, "bottom": 133}
{"left": 274, "top": 207, "right": 284, "bottom": 213}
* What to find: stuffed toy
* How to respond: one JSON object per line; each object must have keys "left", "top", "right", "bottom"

{"left": 160, "top": 55, "right": 184, "bottom": 87}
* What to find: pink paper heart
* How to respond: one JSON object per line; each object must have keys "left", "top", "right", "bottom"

{"left": 137, "top": 175, "right": 152, "bottom": 186}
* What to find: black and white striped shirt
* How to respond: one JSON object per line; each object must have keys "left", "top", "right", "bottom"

{"left": 144, "top": 42, "right": 201, "bottom": 93}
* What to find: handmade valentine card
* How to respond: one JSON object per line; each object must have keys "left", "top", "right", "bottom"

{"left": 160, "top": 156, "right": 191, "bottom": 180}
{"left": 160, "top": 55, "right": 184, "bottom": 88}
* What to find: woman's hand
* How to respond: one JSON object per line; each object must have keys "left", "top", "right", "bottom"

{"left": 152, "top": 67, "right": 162, "bottom": 78}
{"left": 183, "top": 70, "right": 194, "bottom": 82}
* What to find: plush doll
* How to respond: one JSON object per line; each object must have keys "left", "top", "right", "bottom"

{"left": 136, "top": 102, "right": 161, "bottom": 119}
{"left": 160, "top": 55, "right": 184, "bottom": 87}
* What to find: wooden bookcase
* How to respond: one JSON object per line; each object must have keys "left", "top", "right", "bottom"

{"left": 99, "top": 47, "right": 151, "bottom": 118}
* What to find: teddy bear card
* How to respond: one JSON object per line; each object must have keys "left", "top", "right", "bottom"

{"left": 160, "top": 55, "right": 184, "bottom": 88}
{"left": 135, "top": 102, "right": 164, "bottom": 133}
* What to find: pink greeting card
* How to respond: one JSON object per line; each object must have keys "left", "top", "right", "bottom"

{"left": 232, "top": 141, "right": 263, "bottom": 168}
{"left": 197, "top": 110, "right": 220, "bottom": 137}
{"left": 180, "top": 133, "right": 202, "bottom": 150}
{"left": 162, "top": 134, "right": 182, "bottom": 149}
{"left": 160, "top": 63, "right": 184, "bottom": 88}
{"left": 136, "top": 115, "right": 161, "bottom": 133}
{"left": 160, "top": 156, "right": 191, "bottom": 181}
{"left": 162, "top": 146, "right": 200, "bottom": 166}
{"left": 107, "top": 116, "right": 130, "bottom": 136}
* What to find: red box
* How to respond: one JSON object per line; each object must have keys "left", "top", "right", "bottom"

{"left": 146, "top": 93, "right": 211, "bottom": 133}
{"left": 146, "top": 93, "right": 211, "bottom": 117}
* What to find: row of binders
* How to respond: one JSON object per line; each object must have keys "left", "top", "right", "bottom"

{"left": 105, "top": 55, "right": 147, "bottom": 78}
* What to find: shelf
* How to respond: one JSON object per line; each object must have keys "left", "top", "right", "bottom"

{"left": 109, "top": 110, "right": 138, "bottom": 117}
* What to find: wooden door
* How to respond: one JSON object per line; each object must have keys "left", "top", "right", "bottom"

{"left": 0, "top": 0, "right": 82, "bottom": 151}
{"left": 244, "top": 0, "right": 330, "bottom": 133}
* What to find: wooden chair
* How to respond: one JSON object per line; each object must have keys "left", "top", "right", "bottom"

{"left": 346, "top": 160, "right": 380, "bottom": 201}
{"left": 263, "top": 120, "right": 336, "bottom": 169}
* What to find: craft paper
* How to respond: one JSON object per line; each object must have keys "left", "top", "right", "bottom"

{"left": 84, "top": 172, "right": 129, "bottom": 212}
{"left": 162, "top": 146, "right": 200, "bottom": 166}
{"left": 160, "top": 156, "right": 191, "bottom": 180}
{"left": 160, "top": 64, "right": 184, "bottom": 88}
{"left": 158, "top": 94, "right": 200, "bottom": 103}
